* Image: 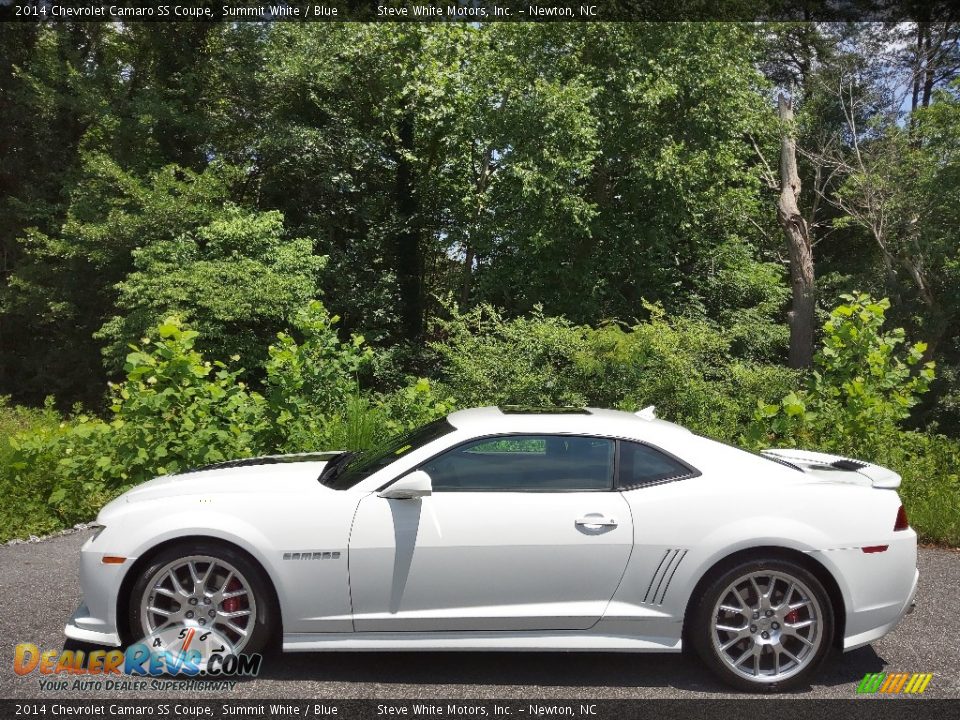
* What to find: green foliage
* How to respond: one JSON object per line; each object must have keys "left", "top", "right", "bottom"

{"left": 430, "top": 301, "right": 798, "bottom": 443}
{"left": 695, "top": 239, "right": 791, "bottom": 361}
{"left": 262, "top": 301, "right": 375, "bottom": 452}
{"left": 2, "top": 23, "right": 788, "bottom": 407}
{"left": 1, "top": 319, "right": 269, "bottom": 535}
{"left": 430, "top": 303, "right": 590, "bottom": 408}
{"left": 890, "top": 432, "right": 960, "bottom": 546}
{"left": 97, "top": 203, "right": 325, "bottom": 372}
{"left": 3, "top": 24, "right": 960, "bottom": 547}
{"left": 53, "top": 319, "right": 267, "bottom": 518}
{"left": 0, "top": 397, "right": 71, "bottom": 540}
{"left": 751, "top": 293, "right": 935, "bottom": 456}
{"left": 374, "top": 378, "right": 456, "bottom": 439}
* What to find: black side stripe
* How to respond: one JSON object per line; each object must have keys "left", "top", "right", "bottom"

{"left": 657, "top": 549, "right": 688, "bottom": 604}
{"left": 644, "top": 549, "right": 689, "bottom": 605}
{"left": 643, "top": 549, "right": 672, "bottom": 604}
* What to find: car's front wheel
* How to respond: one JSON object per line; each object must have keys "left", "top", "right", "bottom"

{"left": 690, "top": 558, "right": 834, "bottom": 692}
{"left": 127, "top": 541, "right": 275, "bottom": 655}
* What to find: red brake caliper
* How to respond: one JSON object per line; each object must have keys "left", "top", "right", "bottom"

{"left": 784, "top": 608, "right": 800, "bottom": 624}
{"left": 222, "top": 578, "right": 242, "bottom": 613}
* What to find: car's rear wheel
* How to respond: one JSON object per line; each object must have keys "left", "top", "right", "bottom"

{"left": 128, "top": 542, "right": 275, "bottom": 655}
{"left": 691, "top": 558, "right": 834, "bottom": 692}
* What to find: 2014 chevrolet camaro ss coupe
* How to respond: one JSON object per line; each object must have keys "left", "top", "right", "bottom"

{"left": 66, "top": 406, "right": 918, "bottom": 691}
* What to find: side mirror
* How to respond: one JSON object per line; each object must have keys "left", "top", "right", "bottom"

{"left": 378, "top": 470, "right": 433, "bottom": 500}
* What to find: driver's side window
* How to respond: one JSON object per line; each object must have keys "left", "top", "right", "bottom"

{"left": 421, "top": 435, "right": 614, "bottom": 492}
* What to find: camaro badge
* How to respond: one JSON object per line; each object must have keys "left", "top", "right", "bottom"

{"left": 283, "top": 551, "right": 341, "bottom": 560}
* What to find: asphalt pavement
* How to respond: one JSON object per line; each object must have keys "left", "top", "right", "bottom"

{"left": 1, "top": 529, "right": 958, "bottom": 700}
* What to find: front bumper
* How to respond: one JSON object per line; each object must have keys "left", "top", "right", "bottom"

{"left": 65, "top": 602, "right": 122, "bottom": 646}
{"left": 63, "top": 533, "right": 131, "bottom": 647}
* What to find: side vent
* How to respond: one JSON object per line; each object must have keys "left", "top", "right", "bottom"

{"left": 643, "top": 549, "right": 688, "bottom": 605}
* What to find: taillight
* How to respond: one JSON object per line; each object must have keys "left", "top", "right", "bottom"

{"left": 894, "top": 505, "right": 909, "bottom": 531}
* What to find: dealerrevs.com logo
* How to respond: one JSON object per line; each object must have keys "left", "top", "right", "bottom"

{"left": 857, "top": 672, "right": 934, "bottom": 694}
{"left": 14, "top": 626, "right": 261, "bottom": 692}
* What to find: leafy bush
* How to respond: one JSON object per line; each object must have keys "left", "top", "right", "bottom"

{"left": 0, "top": 396, "right": 61, "bottom": 444}
{"left": 1, "top": 318, "right": 269, "bottom": 535}
{"left": 430, "top": 304, "right": 590, "bottom": 408}
{"left": 373, "top": 378, "right": 456, "bottom": 437}
{"left": 887, "top": 431, "right": 960, "bottom": 546}
{"left": 97, "top": 203, "right": 326, "bottom": 374}
{"left": 1, "top": 297, "right": 958, "bottom": 548}
{"left": 751, "top": 293, "right": 935, "bottom": 457}
{"left": 0, "top": 397, "right": 74, "bottom": 539}
{"left": 262, "top": 300, "right": 375, "bottom": 452}
{"left": 56, "top": 319, "right": 268, "bottom": 520}
{"left": 430, "top": 301, "right": 798, "bottom": 442}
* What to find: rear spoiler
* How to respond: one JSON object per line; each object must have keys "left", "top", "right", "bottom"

{"left": 761, "top": 448, "right": 902, "bottom": 489}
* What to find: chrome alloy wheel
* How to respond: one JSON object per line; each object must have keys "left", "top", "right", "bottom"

{"left": 139, "top": 555, "right": 257, "bottom": 653}
{"left": 711, "top": 570, "right": 823, "bottom": 683}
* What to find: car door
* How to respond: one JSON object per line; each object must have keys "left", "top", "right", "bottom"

{"left": 348, "top": 434, "right": 633, "bottom": 632}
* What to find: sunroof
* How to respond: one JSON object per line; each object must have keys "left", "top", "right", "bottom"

{"left": 499, "top": 406, "right": 591, "bottom": 415}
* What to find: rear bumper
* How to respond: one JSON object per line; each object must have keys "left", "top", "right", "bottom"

{"left": 808, "top": 530, "right": 917, "bottom": 653}
{"left": 843, "top": 565, "right": 919, "bottom": 651}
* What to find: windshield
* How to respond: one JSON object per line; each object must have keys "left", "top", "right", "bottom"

{"left": 320, "top": 418, "right": 456, "bottom": 490}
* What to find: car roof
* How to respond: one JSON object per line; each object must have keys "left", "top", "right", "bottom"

{"left": 445, "top": 406, "right": 692, "bottom": 442}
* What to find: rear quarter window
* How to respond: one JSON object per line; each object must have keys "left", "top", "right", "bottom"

{"left": 618, "top": 441, "right": 698, "bottom": 489}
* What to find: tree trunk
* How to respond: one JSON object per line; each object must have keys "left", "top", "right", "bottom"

{"left": 460, "top": 146, "right": 495, "bottom": 307}
{"left": 394, "top": 100, "right": 424, "bottom": 341}
{"left": 459, "top": 245, "right": 475, "bottom": 306}
{"left": 922, "top": 25, "right": 936, "bottom": 108}
{"left": 911, "top": 23, "right": 925, "bottom": 113}
{"left": 776, "top": 93, "right": 816, "bottom": 369}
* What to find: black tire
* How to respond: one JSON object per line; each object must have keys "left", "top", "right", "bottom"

{"left": 690, "top": 557, "right": 835, "bottom": 692}
{"left": 127, "top": 541, "right": 276, "bottom": 656}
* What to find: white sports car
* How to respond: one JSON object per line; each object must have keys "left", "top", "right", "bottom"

{"left": 66, "top": 406, "right": 918, "bottom": 691}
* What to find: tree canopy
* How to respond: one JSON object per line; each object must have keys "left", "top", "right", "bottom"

{"left": 2, "top": 21, "right": 959, "bottom": 433}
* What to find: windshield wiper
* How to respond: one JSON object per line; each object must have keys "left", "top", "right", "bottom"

{"left": 318, "top": 451, "right": 356, "bottom": 486}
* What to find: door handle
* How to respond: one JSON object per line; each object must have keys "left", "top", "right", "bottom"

{"left": 575, "top": 515, "right": 618, "bottom": 528}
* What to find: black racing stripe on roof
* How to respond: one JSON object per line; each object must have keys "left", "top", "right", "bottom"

{"left": 499, "top": 406, "right": 592, "bottom": 415}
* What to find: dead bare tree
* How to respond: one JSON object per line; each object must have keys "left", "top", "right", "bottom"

{"left": 775, "top": 93, "right": 816, "bottom": 369}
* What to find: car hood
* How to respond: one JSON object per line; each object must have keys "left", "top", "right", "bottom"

{"left": 111, "top": 452, "right": 342, "bottom": 506}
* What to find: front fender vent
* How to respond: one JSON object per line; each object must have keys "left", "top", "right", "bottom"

{"left": 643, "top": 549, "right": 688, "bottom": 605}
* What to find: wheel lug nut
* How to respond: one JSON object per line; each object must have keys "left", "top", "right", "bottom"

{"left": 209, "top": 610, "right": 216, "bottom": 618}
{"left": 772, "top": 622, "right": 779, "bottom": 630}
{"left": 203, "top": 598, "right": 211, "bottom": 605}
{"left": 189, "top": 598, "right": 198, "bottom": 606}
{"left": 761, "top": 631, "right": 769, "bottom": 639}
{"left": 750, "top": 625, "right": 758, "bottom": 633}
{"left": 766, "top": 610, "right": 773, "bottom": 617}
{"left": 752, "top": 611, "right": 760, "bottom": 619}
{"left": 185, "top": 611, "right": 194, "bottom": 619}
{"left": 199, "top": 619, "right": 206, "bottom": 625}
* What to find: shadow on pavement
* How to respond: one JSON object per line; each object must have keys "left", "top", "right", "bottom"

{"left": 62, "top": 638, "right": 887, "bottom": 695}
{"left": 253, "top": 645, "right": 887, "bottom": 694}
